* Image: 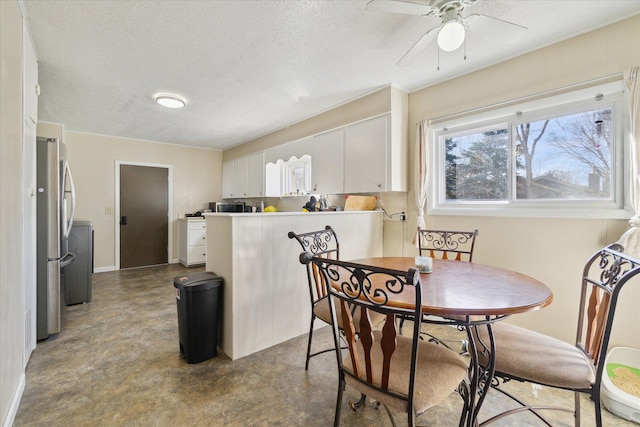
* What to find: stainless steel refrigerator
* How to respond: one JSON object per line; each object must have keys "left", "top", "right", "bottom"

{"left": 37, "top": 137, "right": 76, "bottom": 340}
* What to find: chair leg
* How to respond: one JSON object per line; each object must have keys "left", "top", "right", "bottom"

{"left": 591, "top": 391, "right": 603, "bottom": 427}
{"left": 398, "top": 315, "right": 406, "bottom": 336}
{"left": 348, "top": 393, "right": 367, "bottom": 410}
{"left": 382, "top": 404, "right": 398, "bottom": 427}
{"left": 305, "top": 314, "right": 316, "bottom": 371}
{"left": 334, "top": 376, "right": 344, "bottom": 427}
{"left": 575, "top": 391, "right": 581, "bottom": 427}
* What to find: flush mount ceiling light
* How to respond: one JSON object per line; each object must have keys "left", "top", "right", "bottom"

{"left": 437, "top": 8, "right": 466, "bottom": 52}
{"left": 155, "top": 94, "right": 186, "bottom": 109}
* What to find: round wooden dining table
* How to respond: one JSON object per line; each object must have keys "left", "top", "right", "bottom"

{"left": 350, "top": 257, "right": 553, "bottom": 317}
{"left": 349, "top": 257, "right": 554, "bottom": 426}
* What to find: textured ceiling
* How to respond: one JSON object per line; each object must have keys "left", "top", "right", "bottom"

{"left": 23, "top": 0, "right": 640, "bottom": 151}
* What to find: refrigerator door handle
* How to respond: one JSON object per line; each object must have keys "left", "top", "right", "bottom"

{"left": 62, "top": 161, "right": 76, "bottom": 240}
{"left": 60, "top": 251, "right": 76, "bottom": 268}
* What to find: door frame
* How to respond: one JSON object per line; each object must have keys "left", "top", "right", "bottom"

{"left": 115, "top": 161, "right": 173, "bottom": 270}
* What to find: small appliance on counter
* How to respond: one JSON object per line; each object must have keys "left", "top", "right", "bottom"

{"left": 209, "top": 201, "right": 245, "bottom": 213}
{"left": 185, "top": 212, "right": 204, "bottom": 218}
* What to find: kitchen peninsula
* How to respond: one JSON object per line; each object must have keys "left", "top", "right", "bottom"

{"left": 205, "top": 210, "right": 383, "bottom": 360}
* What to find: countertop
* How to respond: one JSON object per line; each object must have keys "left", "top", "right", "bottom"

{"left": 203, "top": 210, "right": 382, "bottom": 217}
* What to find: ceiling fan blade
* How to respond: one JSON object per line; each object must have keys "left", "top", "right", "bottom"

{"left": 366, "top": 0, "right": 434, "bottom": 16}
{"left": 465, "top": 14, "right": 527, "bottom": 44}
{"left": 396, "top": 26, "right": 438, "bottom": 66}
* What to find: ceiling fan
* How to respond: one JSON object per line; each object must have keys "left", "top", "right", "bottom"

{"left": 367, "top": 0, "right": 527, "bottom": 66}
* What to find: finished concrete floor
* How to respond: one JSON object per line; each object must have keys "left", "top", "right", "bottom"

{"left": 14, "top": 263, "right": 636, "bottom": 426}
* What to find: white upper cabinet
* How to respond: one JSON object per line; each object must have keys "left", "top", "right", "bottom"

{"left": 312, "top": 128, "right": 343, "bottom": 194}
{"left": 224, "top": 112, "right": 406, "bottom": 198}
{"left": 222, "top": 160, "right": 234, "bottom": 198}
{"left": 247, "top": 152, "right": 264, "bottom": 197}
{"left": 233, "top": 156, "right": 249, "bottom": 197}
{"left": 344, "top": 115, "right": 388, "bottom": 193}
{"left": 223, "top": 152, "right": 266, "bottom": 199}
{"left": 344, "top": 114, "right": 406, "bottom": 193}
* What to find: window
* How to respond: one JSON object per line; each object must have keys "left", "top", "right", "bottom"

{"left": 429, "top": 82, "right": 628, "bottom": 218}
{"left": 284, "top": 155, "right": 312, "bottom": 196}
{"left": 265, "top": 155, "right": 312, "bottom": 197}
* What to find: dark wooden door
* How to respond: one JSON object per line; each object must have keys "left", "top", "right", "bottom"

{"left": 120, "top": 165, "right": 168, "bottom": 268}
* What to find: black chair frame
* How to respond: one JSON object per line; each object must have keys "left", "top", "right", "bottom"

{"left": 480, "top": 243, "right": 640, "bottom": 426}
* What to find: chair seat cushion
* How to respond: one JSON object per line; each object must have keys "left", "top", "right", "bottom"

{"left": 314, "top": 297, "right": 384, "bottom": 330}
{"left": 313, "top": 296, "right": 335, "bottom": 325}
{"left": 343, "top": 331, "right": 468, "bottom": 414}
{"left": 475, "top": 322, "right": 596, "bottom": 389}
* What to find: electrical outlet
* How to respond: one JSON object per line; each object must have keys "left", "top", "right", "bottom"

{"left": 105, "top": 207, "right": 114, "bottom": 215}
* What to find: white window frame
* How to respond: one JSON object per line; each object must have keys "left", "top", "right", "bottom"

{"left": 427, "top": 81, "right": 631, "bottom": 219}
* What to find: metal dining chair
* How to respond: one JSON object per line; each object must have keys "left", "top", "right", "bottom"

{"left": 288, "top": 226, "right": 341, "bottom": 370}
{"left": 289, "top": 225, "right": 385, "bottom": 371}
{"left": 401, "top": 228, "right": 479, "bottom": 346}
{"left": 417, "top": 228, "right": 479, "bottom": 261}
{"left": 300, "top": 253, "right": 468, "bottom": 427}
{"left": 473, "top": 243, "right": 640, "bottom": 426}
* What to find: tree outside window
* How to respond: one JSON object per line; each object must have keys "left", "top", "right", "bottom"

{"left": 443, "top": 106, "right": 613, "bottom": 203}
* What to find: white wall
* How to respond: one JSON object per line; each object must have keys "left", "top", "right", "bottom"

{"left": 56, "top": 131, "right": 223, "bottom": 270}
{"left": 403, "top": 15, "right": 640, "bottom": 348}
{"left": 0, "top": 1, "right": 26, "bottom": 425}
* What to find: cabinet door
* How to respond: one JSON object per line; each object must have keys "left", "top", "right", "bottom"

{"left": 222, "top": 160, "right": 234, "bottom": 198}
{"left": 312, "top": 128, "right": 344, "bottom": 194}
{"left": 247, "top": 152, "right": 264, "bottom": 197}
{"left": 233, "top": 157, "right": 249, "bottom": 198}
{"left": 344, "top": 115, "right": 389, "bottom": 193}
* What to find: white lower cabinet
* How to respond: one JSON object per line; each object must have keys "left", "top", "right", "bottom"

{"left": 178, "top": 218, "right": 206, "bottom": 266}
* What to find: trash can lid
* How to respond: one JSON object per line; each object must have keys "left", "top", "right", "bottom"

{"left": 173, "top": 271, "right": 222, "bottom": 289}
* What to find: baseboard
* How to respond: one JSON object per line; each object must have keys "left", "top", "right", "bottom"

{"left": 94, "top": 260, "right": 183, "bottom": 273}
{"left": 3, "top": 372, "right": 25, "bottom": 427}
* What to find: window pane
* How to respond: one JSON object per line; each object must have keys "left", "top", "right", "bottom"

{"left": 514, "top": 108, "right": 612, "bottom": 200}
{"left": 444, "top": 129, "right": 509, "bottom": 201}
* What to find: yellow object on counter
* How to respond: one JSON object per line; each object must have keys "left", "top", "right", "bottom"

{"left": 264, "top": 206, "right": 277, "bottom": 212}
{"left": 344, "top": 195, "right": 377, "bottom": 211}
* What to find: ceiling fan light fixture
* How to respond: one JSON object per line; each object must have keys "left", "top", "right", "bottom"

{"left": 437, "top": 9, "right": 466, "bottom": 52}
{"left": 155, "top": 94, "right": 186, "bottom": 109}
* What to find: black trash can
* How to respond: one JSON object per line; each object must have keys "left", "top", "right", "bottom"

{"left": 173, "top": 272, "right": 223, "bottom": 364}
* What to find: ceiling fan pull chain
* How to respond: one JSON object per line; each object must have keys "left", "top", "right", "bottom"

{"left": 437, "top": 46, "right": 441, "bottom": 71}
{"left": 463, "top": 37, "right": 467, "bottom": 61}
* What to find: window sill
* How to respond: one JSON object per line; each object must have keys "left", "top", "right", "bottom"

{"left": 427, "top": 206, "right": 633, "bottom": 220}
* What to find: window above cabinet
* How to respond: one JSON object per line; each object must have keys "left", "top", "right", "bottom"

{"left": 266, "top": 155, "right": 312, "bottom": 197}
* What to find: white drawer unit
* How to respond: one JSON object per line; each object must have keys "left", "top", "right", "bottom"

{"left": 178, "top": 218, "right": 206, "bottom": 266}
